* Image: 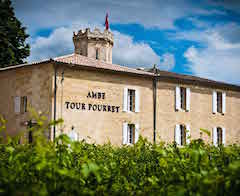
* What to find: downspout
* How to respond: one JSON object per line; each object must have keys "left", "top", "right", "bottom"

{"left": 53, "top": 60, "right": 57, "bottom": 140}
{"left": 153, "top": 65, "right": 157, "bottom": 143}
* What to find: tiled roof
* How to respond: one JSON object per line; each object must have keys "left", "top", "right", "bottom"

{"left": 54, "top": 53, "right": 154, "bottom": 76}
{"left": 0, "top": 53, "right": 239, "bottom": 90}
{"left": 149, "top": 68, "right": 240, "bottom": 90}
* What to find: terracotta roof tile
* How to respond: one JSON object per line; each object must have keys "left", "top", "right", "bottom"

{"left": 0, "top": 53, "right": 239, "bottom": 91}
{"left": 54, "top": 53, "right": 154, "bottom": 76}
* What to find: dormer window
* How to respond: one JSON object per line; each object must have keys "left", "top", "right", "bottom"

{"left": 96, "top": 48, "right": 99, "bottom": 59}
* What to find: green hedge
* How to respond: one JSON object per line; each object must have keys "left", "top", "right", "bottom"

{"left": 0, "top": 115, "right": 240, "bottom": 195}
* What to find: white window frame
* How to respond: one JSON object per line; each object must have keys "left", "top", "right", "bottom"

{"left": 122, "top": 123, "right": 139, "bottom": 145}
{"left": 127, "top": 124, "right": 135, "bottom": 144}
{"left": 14, "top": 96, "right": 20, "bottom": 114}
{"left": 175, "top": 124, "right": 190, "bottom": 146}
{"left": 176, "top": 86, "right": 190, "bottom": 112}
{"left": 123, "top": 87, "right": 140, "bottom": 113}
{"left": 213, "top": 126, "right": 226, "bottom": 146}
{"left": 127, "top": 89, "right": 135, "bottom": 112}
{"left": 213, "top": 91, "right": 226, "bottom": 114}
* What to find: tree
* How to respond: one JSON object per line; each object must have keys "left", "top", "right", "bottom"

{"left": 0, "top": 0, "right": 30, "bottom": 67}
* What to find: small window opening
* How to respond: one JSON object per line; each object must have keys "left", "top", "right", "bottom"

{"left": 127, "top": 89, "right": 135, "bottom": 112}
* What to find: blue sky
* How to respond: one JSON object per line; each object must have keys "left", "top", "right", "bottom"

{"left": 12, "top": 0, "right": 240, "bottom": 85}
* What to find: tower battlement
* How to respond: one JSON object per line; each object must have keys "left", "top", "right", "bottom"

{"left": 73, "top": 28, "right": 114, "bottom": 45}
{"left": 73, "top": 28, "right": 114, "bottom": 63}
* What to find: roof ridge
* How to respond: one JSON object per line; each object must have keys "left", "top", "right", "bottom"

{"left": 55, "top": 53, "right": 153, "bottom": 75}
{"left": 53, "top": 53, "right": 75, "bottom": 60}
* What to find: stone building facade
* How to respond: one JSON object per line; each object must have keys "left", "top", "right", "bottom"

{"left": 0, "top": 28, "right": 239, "bottom": 145}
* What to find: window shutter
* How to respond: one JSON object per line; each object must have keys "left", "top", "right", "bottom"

{"left": 123, "top": 88, "right": 128, "bottom": 112}
{"left": 175, "top": 124, "right": 180, "bottom": 145}
{"left": 122, "top": 123, "right": 128, "bottom": 144}
{"left": 222, "top": 92, "right": 226, "bottom": 114}
{"left": 14, "top": 96, "right": 20, "bottom": 114}
{"left": 175, "top": 86, "right": 180, "bottom": 111}
{"left": 70, "top": 131, "right": 78, "bottom": 141}
{"left": 135, "top": 90, "right": 140, "bottom": 112}
{"left": 135, "top": 124, "right": 139, "bottom": 143}
{"left": 213, "top": 127, "right": 217, "bottom": 146}
{"left": 186, "top": 88, "right": 191, "bottom": 111}
{"left": 212, "top": 91, "right": 217, "bottom": 114}
{"left": 186, "top": 124, "right": 190, "bottom": 144}
{"left": 222, "top": 127, "right": 226, "bottom": 145}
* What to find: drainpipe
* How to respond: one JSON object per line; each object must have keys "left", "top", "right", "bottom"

{"left": 53, "top": 60, "right": 57, "bottom": 140}
{"left": 153, "top": 65, "right": 157, "bottom": 143}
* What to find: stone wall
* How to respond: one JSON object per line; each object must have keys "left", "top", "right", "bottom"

{"left": 0, "top": 62, "right": 239, "bottom": 145}
{"left": 55, "top": 65, "right": 154, "bottom": 145}
{"left": 0, "top": 63, "right": 53, "bottom": 140}
{"left": 73, "top": 28, "right": 113, "bottom": 63}
{"left": 156, "top": 79, "right": 240, "bottom": 144}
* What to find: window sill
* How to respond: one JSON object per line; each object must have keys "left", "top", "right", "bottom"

{"left": 212, "top": 112, "right": 225, "bottom": 115}
{"left": 176, "top": 109, "right": 189, "bottom": 112}
{"left": 123, "top": 110, "right": 137, "bottom": 114}
{"left": 125, "top": 143, "right": 134, "bottom": 146}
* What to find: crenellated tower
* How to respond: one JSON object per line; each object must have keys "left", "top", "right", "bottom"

{"left": 73, "top": 28, "right": 114, "bottom": 63}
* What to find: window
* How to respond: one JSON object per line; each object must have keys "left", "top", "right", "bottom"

{"left": 96, "top": 48, "right": 99, "bottom": 59}
{"left": 175, "top": 124, "right": 190, "bottom": 146}
{"left": 123, "top": 88, "right": 140, "bottom": 112}
{"left": 217, "top": 127, "right": 223, "bottom": 145}
{"left": 213, "top": 127, "right": 225, "bottom": 146}
{"left": 176, "top": 87, "right": 190, "bottom": 111}
{"left": 122, "top": 123, "right": 139, "bottom": 145}
{"left": 213, "top": 91, "right": 226, "bottom": 114}
{"left": 128, "top": 124, "right": 135, "bottom": 144}
{"left": 128, "top": 89, "right": 135, "bottom": 112}
{"left": 217, "top": 92, "right": 222, "bottom": 113}
{"left": 14, "top": 96, "right": 27, "bottom": 114}
{"left": 21, "top": 96, "right": 27, "bottom": 114}
{"left": 14, "top": 96, "right": 20, "bottom": 113}
{"left": 180, "top": 87, "right": 186, "bottom": 110}
{"left": 180, "top": 125, "right": 187, "bottom": 146}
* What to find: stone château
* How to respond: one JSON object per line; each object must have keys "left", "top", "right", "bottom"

{"left": 0, "top": 27, "right": 239, "bottom": 146}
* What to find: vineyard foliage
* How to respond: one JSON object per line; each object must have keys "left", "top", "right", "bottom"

{"left": 0, "top": 113, "right": 240, "bottom": 195}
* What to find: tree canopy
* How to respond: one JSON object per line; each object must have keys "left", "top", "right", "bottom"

{"left": 0, "top": 0, "right": 30, "bottom": 67}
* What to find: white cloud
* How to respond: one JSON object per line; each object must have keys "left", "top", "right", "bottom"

{"left": 112, "top": 31, "right": 160, "bottom": 67}
{"left": 180, "top": 23, "right": 240, "bottom": 84}
{"left": 29, "top": 25, "right": 175, "bottom": 69}
{"left": 29, "top": 27, "right": 73, "bottom": 61}
{"left": 158, "top": 53, "right": 175, "bottom": 71}
{"left": 12, "top": 0, "right": 221, "bottom": 34}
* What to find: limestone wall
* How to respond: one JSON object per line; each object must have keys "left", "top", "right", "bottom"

{"left": 156, "top": 79, "right": 240, "bottom": 144}
{"left": 0, "top": 62, "right": 239, "bottom": 145}
{"left": 55, "top": 66, "right": 154, "bottom": 145}
{"left": 0, "top": 63, "right": 53, "bottom": 139}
